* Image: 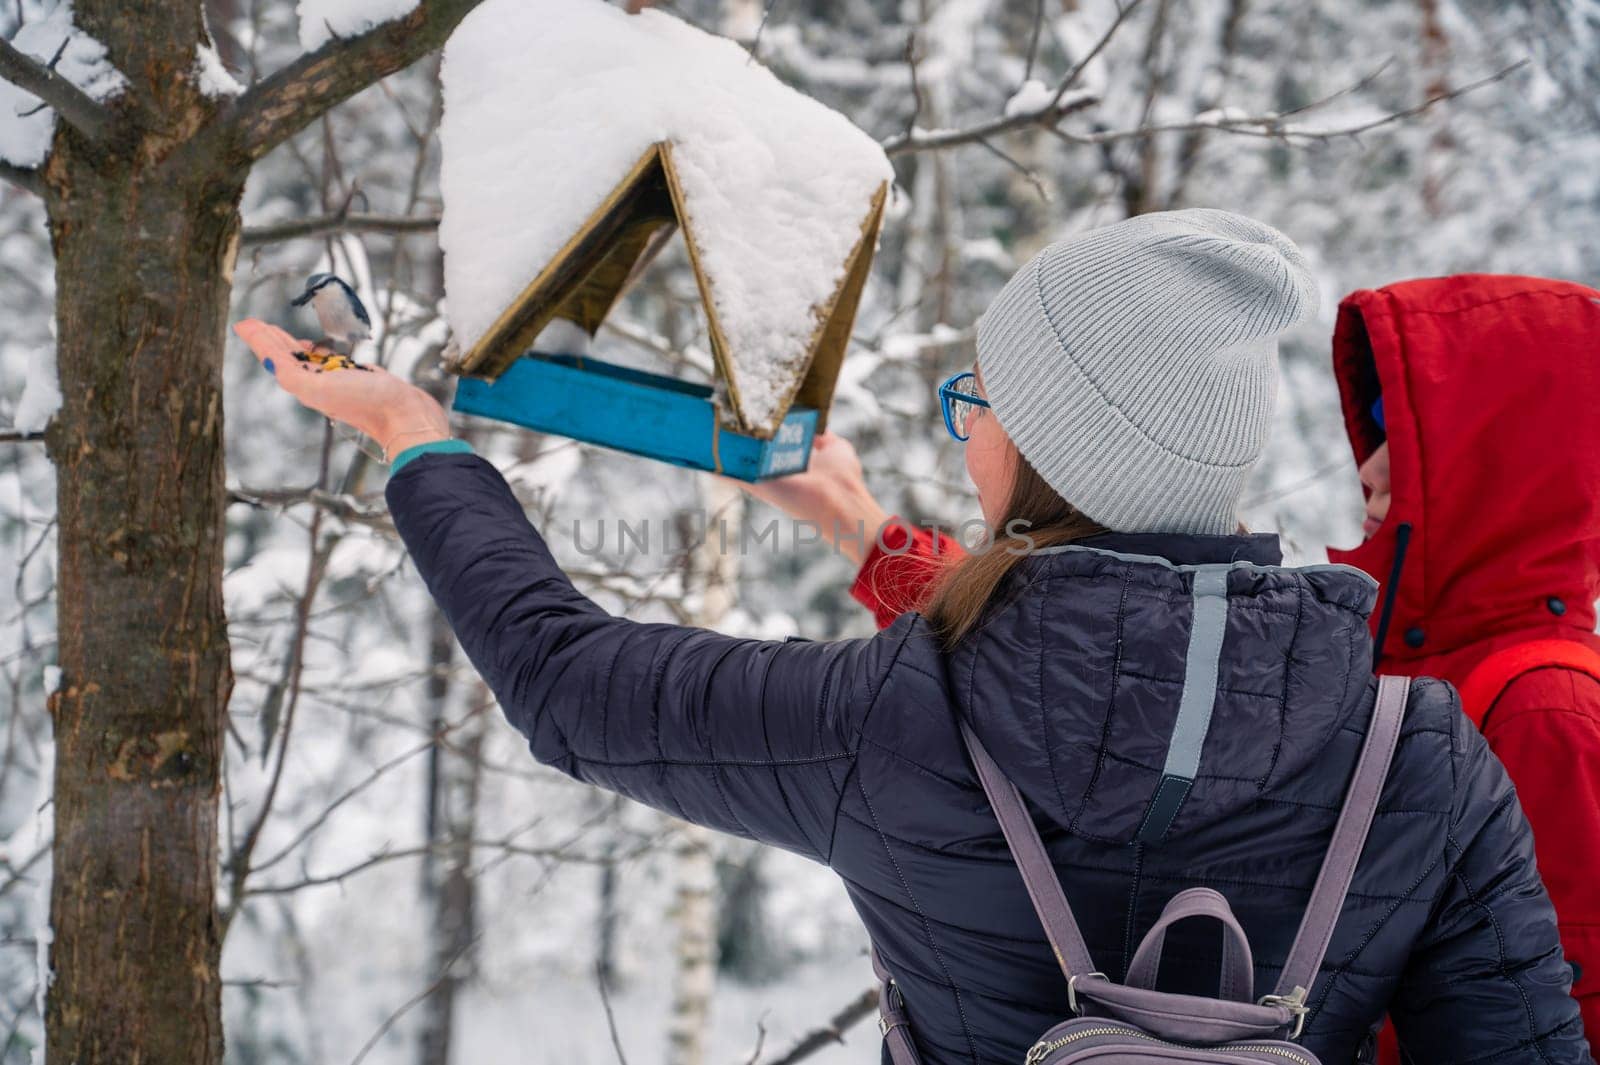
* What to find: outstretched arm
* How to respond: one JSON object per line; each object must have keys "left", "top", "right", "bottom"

{"left": 234, "top": 318, "right": 907, "bottom": 862}
{"left": 386, "top": 449, "right": 907, "bottom": 861}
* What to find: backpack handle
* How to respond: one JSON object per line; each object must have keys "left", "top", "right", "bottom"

{"left": 1124, "top": 887, "right": 1255, "bottom": 1002}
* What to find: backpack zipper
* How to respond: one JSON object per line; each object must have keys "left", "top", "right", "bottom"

{"left": 1024, "top": 1026, "right": 1313, "bottom": 1065}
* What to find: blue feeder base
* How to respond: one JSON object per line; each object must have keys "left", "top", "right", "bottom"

{"left": 452, "top": 353, "right": 817, "bottom": 482}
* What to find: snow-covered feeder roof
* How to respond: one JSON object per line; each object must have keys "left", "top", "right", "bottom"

{"left": 439, "top": 0, "right": 892, "bottom": 438}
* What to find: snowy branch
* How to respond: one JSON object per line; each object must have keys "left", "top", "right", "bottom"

{"left": 881, "top": 0, "right": 1139, "bottom": 155}
{"left": 883, "top": 88, "right": 1100, "bottom": 155}
{"left": 1049, "top": 62, "right": 1526, "bottom": 147}
{"left": 0, "top": 33, "right": 114, "bottom": 142}
{"left": 240, "top": 210, "right": 441, "bottom": 247}
{"left": 225, "top": 0, "right": 488, "bottom": 163}
{"left": 0, "top": 160, "right": 41, "bottom": 196}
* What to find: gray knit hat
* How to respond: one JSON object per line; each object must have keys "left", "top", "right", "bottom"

{"left": 975, "top": 208, "right": 1318, "bottom": 535}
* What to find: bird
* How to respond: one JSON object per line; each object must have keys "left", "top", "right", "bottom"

{"left": 291, "top": 273, "right": 372, "bottom": 355}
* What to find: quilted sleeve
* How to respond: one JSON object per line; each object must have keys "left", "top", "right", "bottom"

{"left": 385, "top": 450, "right": 908, "bottom": 863}
{"left": 1388, "top": 697, "right": 1590, "bottom": 1062}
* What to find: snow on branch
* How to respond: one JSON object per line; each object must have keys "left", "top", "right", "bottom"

{"left": 882, "top": 0, "right": 1145, "bottom": 156}
{"left": 883, "top": 87, "right": 1099, "bottom": 155}
{"left": 888, "top": 55, "right": 1525, "bottom": 158}
{"left": 0, "top": 32, "right": 114, "bottom": 142}
{"left": 225, "top": 0, "right": 487, "bottom": 163}
{"left": 1051, "top": 61, "right": 1528, "bottom": 148}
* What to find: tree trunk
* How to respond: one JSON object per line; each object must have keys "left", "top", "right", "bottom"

{"left": 417, "top": 624, "right": 485, "bottom": 1065}
{"left": 1418, "top": 0, "right": 1454, "bottom": 217}
{"left": 595, "top": 792, "right": 625, "bottom": 992}
{"left": 666, "top": 823, "right": 718, "bottom": 1065}
{"left": 40, "top": 5, "right": 243, "bottom": 1061}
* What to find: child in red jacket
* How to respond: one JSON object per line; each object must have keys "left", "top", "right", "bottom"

{"left": 1327, "top": 274, "right": 1600, "bottom": 1061}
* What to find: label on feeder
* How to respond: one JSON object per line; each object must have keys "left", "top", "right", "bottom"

{"left": 761, "top": 419, "right": 813, "bottom": 477}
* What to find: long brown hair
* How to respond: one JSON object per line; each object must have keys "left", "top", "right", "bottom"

{"left": 924, "top": 444, "right": 1106, "bottom": 648}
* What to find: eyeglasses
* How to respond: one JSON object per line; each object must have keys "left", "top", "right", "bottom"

{"left": 939, "top": 371, "right": 991, "bottom": 442}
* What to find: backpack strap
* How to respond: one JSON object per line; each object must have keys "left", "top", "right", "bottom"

{"left": 1457, "top": 639, "right": 1600, "bottom": 731}
{"left": 1270, "top": 674, "right": 1410, "bottom": 1013}
{"left": 959, "top": 720, "right": 1099, "bottom": 980}
{"left": 872, "top": 946, "right": 921, "bottom": 1065}
{"left": 870, "top": 714, "right": 1100, "bottom": 1065}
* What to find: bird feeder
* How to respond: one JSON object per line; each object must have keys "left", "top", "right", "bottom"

{"left": 437, "top": 0, "right": 893, "bottom": 481}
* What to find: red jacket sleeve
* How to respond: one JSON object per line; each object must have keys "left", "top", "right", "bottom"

{"left": 849, "top": 521, "right": 967, "bottom": 629}
{"left": 1483, "top": 667, "right": 1600, "bottom": 1050}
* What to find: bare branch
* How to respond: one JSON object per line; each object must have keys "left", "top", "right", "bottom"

{"left": 596, "top": 959, "right": 631, "bottom": 1065}
{"left": 226, "top": 0, "right": 487, "bottom": 163}
{"left": 977, "top": 137, "right": 1050, "bottom": 202}
{"left": 0, "top": 159, "right": 41, "bottom": 196}
{"left": 229, "top": 485, "right": 395, "bottom": 532}
{"left": 1047, "top": 62, "right": 1525, "bottom": 149}
{"left": 349, "top": 935, "right": 480, "bottom": 1065}
{"left": 883, "top": 88, "right": 1099, "bottom": 155}
{"left": 755, "top": 986, "right": 879, "bottom": 1065}
{"left": 742, "top": 1015, "right": 770, "bottom": 1065}
{"left": 220, "top": 445, "right": 340, "bottom": 940}
{"left": 883, "top": 0, "right": 1146, "bottom": 156}
{"left": 0, "top": 33, "right": 113, "bottom": 141}
{"left": 244, "top": 833, "right": 667, "bottom": 897}
{"left": 1020, "top": 0, "right": 1045, "bottom": 87}
{"left": 1055, "top": 0, "right": 1145, "bottom": 104}
{"left": 901, "top": 30, "right": 923, "bottom": 143}
{"left": 0, "top": 426, "right": 47, "bottom": 443}
{"left": 240, "top": 210, "right": 440, "bottom": 248}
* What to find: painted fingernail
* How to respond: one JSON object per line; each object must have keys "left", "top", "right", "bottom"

{"left": 263, "top": 357, "right": 275, "bottom": 375}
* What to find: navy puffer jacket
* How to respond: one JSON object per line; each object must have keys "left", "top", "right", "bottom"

{"left": 388, "top": 451, "right": 1588, "bottom": 1065}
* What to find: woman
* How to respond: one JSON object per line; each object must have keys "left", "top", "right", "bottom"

{"left": 235, "top": 210, "right": 1585, "bottom": 1064}
{"left": 1325, "top": 274, "right": 1600, "bottom": 1061}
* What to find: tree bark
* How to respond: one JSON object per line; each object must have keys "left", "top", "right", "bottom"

{"left": 16, "top": 1, "right": 487, "bottom": 1061}
{"left": 40, "top": 13, "right": 243, "bottom": 1062}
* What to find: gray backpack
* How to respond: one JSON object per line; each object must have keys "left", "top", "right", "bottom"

{"left": 873, "top": 673, "right": 1409, "bottom": 1065}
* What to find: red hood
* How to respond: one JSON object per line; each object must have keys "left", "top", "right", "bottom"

{"left": 1326, "top": 274, "right": 1600, "bottom": 668}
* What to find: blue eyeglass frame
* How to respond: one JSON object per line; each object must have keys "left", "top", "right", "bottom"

{"left": 939, "top": 371, "right": 990, "bottom": 442}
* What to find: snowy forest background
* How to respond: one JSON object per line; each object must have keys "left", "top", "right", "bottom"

{"left": 1, "top": 0, "right": 1597, "bottom": 1062}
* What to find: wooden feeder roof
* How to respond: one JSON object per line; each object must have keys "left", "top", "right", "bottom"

{"left": 438, "top": 1, "right": 895, "bottom": 441}
{"left": 452, "top": 142, "right": 887, "bottom": 440}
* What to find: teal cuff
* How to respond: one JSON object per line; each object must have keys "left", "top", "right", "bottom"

{"left": 390, "top": 438, "right": 474, "bottom": 475}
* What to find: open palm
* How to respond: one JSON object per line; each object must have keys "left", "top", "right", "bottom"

{"left": 233, "top": 318, "right": 450, "bottom": 460}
